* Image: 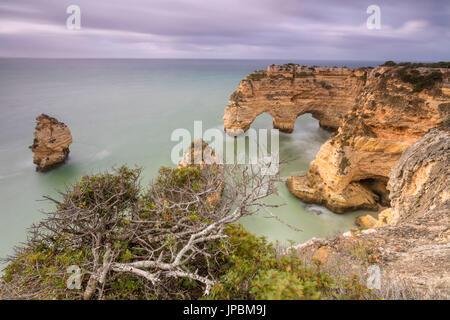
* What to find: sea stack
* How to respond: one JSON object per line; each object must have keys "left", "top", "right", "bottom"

{"left": 178, "top": 138, "right": 220, "bottom": 169}
{"left": 29, "top": 114, "right": 72, "bottom": 172}
{"left": 178, "top": 139, "right": 224, "bottom": 206}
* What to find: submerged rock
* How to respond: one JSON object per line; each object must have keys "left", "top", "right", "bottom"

{"left": 29, "top": 114, "right": 72, "bottom": 172}
{"left": 304, "top": 204, "right": 323, "bottom": 216}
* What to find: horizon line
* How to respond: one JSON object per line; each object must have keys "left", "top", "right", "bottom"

{"left": 0, "top": 56, "right": 384, "bottom": 61}
{"left": 1, "top": 57, "right": 447, "bottom": 64}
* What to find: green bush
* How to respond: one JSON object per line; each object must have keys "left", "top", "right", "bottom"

{"left": 295, "top": 71, "right": 309, "bottom": 78}
{"left": 397, "top": 68, "right": 443, "bottom": 92}
{"left": 397, "top": 61, "right": 450, "bottom": 68}
{"left": 319, "top": 80, "right": 332, "bottom": 90}
{"left": 230, "top": 91, "right": 244, "bottom": 106}
{"left": 207, "top": 225, "right": 374, "bottom": 300}
{"left": 381, "top": 61, "right": 396, "bottom": 67}
{"left": 247, "top": 72, "right": 267, "bottom": 81}
{"left": 2, "top": 166, "right": 375, "bottom": 300}
{"left": 339, "top": 156, "right": 350, "bottom": 174}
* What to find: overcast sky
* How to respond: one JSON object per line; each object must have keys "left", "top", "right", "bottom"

{"left": 0, "top": 0, "right": 448, "bottom": 60}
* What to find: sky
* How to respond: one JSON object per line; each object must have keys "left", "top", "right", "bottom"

{"left": 0, "top": 0, "right": 449, "bottom": 60}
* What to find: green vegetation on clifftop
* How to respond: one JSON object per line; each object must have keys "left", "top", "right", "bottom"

{"left": 1, "top": 166, "right": 375, "bottom": 300}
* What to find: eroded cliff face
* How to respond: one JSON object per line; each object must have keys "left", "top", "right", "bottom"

{"left": 292, "top": 126, "right": 450, "bottom": 298}
{"left": 223, "top": 64, "right": 367, "bottom": 134}
{"left": 384, "top": 125, "right": 450, "bottom": 227}
{"left": 29, "top": 114, "right": 72, "bottom": 172}
{"left": 286, "top": 65, "right": 450, "bottom": 212}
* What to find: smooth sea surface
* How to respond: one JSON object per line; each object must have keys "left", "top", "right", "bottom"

{"left": 0, "top": 59, "right": 381, "bottom": 266}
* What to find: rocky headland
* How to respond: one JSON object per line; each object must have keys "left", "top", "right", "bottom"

{"left": 224, "top": 62, "right": 450, "bottom": 213}
{"left": 224, "top": 62, "right": 450, "bottom": 298}
{"left": 223, "top": 64, "right": 366, "bottom": 134}
{"left": 29, "top": 114, "right": 72, "bottom": 172}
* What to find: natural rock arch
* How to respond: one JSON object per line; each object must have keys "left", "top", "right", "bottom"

{"left": 223, "top": 65, "right": 367, "bottom": 134}
{"left": 226, "top": 63, "right": 449, "bottom": 213}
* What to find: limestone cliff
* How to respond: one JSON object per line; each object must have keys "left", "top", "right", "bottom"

{"left": 293, "top": 126, "right": 450, "bottom": 298}
{"left": 223, "top": 64, "right": 367, "bottom": 134}
{"left": 29, "top": 114, "right": 72, "bottom": 172}
{"left": 384, "top": 125, "right": 450, "bottom": 227}
{"left": 283, "top": 64, "right": 449, "bottom": 212}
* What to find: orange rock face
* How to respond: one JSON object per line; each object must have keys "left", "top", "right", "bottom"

{"left": 29, "top": 114, "right": 72, "bottom": 172}
{"left": 292, "top": 126, "right": 450, "bottom": 298}
{"left": 288, "top": 65, "right": 449, "bottom": 213}
{"left": 223, "top": 64, "right": 367, "bottom": 134}
{"left": 225, "top": 63, "right": 450, "bottom": 213}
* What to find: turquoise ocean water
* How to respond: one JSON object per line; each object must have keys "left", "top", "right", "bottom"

{"left": 0, "top": 59, "right": 381, "bottom": 265}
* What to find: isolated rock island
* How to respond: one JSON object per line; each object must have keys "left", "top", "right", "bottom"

{"left": 29, "top": 114, "right": 72, "bottom": 172}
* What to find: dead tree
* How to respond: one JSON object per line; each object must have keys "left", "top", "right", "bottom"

{"left": 1, "top": 159, "right": 285, "bottom": 300}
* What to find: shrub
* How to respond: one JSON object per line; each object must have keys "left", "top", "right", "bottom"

{"left": 396, "top": 61, "right": 450, "bottom": 68}
{"left": 0, "top": 163, "right": 282, "bottom": 300}
{"left": 382, "top": 61, "right": 396, "bottom": 67}
{"left": 230, "top": 91, "right": 244, "bottom": 106}
{"left": 1, "top": 165, "right": 375, "bottom": 300}
{"left": 397, "top": 68, "right": 443, "bottom": 92}
{"left": 247, "top": 72, "right": 266, "bottom": 81}
{"left": 295, "top": 71, "right": 309, "bottom": 78}
{"left": 339, "top": 156, "right": 350, "bottom": 174}
{"left": 319, "top": 80, "right": 332, "bottom": 90}
{"left": 207, "top": 225, "right": 374, "bottom": 300}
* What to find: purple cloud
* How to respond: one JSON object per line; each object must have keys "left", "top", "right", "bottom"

{"left": 0, "top": 0, "right": 448, "bottom": 60}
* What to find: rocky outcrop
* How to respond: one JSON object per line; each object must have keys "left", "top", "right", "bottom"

{"left": 178, "top": 138, "right": 223, "bottom": 206}
{"left": 292, "top": 126, "right": 450, "bottom": 298}
{"left": 29, "top": 114, "right": 72, "bottom": 172}
{"left": 178, "top": 138, "right": 220, "bottom": 169}
{"left": 387, "top": 125, "right": 450, "bottom": 226}
{"left": 286, "top": 65, "right": 450, "bottom": 212}
{"left": 355, "top": 215, "right": 378, "bottom": 229}
{"left": 223, "top": 64, "right": 367, "bottom": 134}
